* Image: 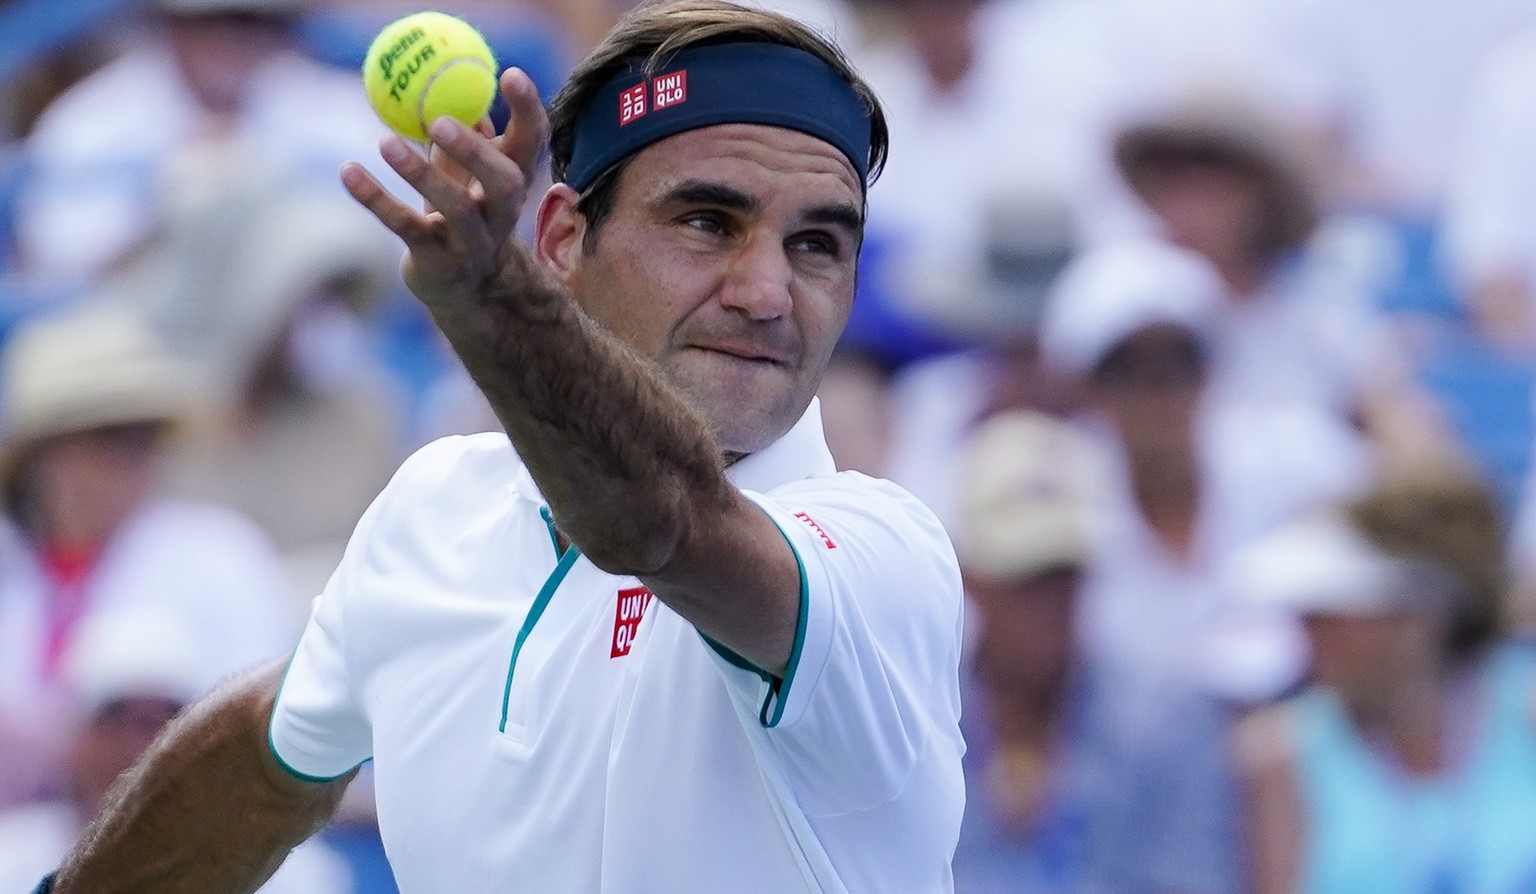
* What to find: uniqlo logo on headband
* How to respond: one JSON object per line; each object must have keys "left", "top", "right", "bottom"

{"left": 653, "top": 70, "right": 687, "bottom": 109}
{"left": 619, "top": 83, "right": 647, "bottom": 125}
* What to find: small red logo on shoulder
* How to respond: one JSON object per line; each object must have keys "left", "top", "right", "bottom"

{"left": 794, "top": 512, "right": 837, "bottom": 549}
{"left": 611, "top": 586, "right": 654, "bottom": 658}
{"left": 652, "top": 70, "right": 687, "bottom": 110}
{"left": 619, "top": 83, "right": 648, "bottom": 125}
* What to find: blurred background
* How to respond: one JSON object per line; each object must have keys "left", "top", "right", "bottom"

{"left": 2, "top": 0, "right": 1536, "bottom": 891}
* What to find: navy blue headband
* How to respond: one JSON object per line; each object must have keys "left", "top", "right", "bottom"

{"left": 564, "top": 42, "right": 873, "bottom": 193}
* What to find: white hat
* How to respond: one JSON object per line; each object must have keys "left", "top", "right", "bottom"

{"left": 1037, "top": 237, "right": 1225, "bottom": 378}
{"left": 954, "top": 410, "right": 1104, "bottom": 581}
{"left": 61, "top": 608, "right": 206, "bottom": 717}
{"left": 1226, "top": 513, "right": 1413, "bottom": 616}
{"left": 0, "top": 306, "right": 198, "bottom": 484}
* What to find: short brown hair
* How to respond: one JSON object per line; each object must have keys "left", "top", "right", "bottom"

{"left": 546, "top": 0, "right": 889, "bottom": 241}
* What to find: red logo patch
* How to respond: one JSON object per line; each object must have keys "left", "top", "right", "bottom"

{"left": 652, "top": 70, "right": 687, "bottom": 110}
{"left": 618, "top": 83, "right": 647, "bottom": 125}
{"left": 794, "top": 512, "right": 837, "bottom": 549}
{"left": 611, "top": 586, "right": 654, "bottom": 658}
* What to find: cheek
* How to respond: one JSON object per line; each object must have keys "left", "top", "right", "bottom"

{"left": 581, "top": 244, "right": 713, "bottom": 349}
{"left": 797, "top": 282, "right": 855, "bottom": 355}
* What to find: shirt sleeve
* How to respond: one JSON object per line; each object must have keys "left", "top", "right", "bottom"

{"left": 707, "top": 471, "right": 966, "bottom": 815}
{"left": 266, "top": 528, "right": 373, "bottom": 781}
{"left": 266, "top": 437, "right": 467, "bottom": 780}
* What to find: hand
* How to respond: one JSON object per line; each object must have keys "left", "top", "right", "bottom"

{"left": 341, "top": 68, "right": 552, "bottom": 314}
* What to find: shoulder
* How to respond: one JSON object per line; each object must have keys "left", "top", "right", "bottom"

{"left": 1207, "top": 404, "right": 1371, "bottom": 503}
{"left": 766, "top": 470, "right": 954, "bottom": 555}
{"left": 758, "top": 471, "right": 963, "bottom": 631}
{"left": 125, "top": 499, "right": 285, "bottom": 572}
{"left": 381, "top": 432, "right": 519, "bottom": 500}
{"left": 336, "top": 433, "right": 521, "bottom": 549}
{"left": 28, "top": 49, "right": 182, "bottom": 154}
{"left": 1232, "top": 702, "right": 1301, "bottom": 779}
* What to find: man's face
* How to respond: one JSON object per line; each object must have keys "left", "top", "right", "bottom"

{"left": 1134, "top": 158, "right": 1266, "bottom": 261}
{"left": 1087, "top": 324, "right": 1206, "bottom": 451}
{"left": 966, "top": 566, "right": 1081, "bottom": 699}
{"left": 557, "top": 123, "right": 864, "bottom": 455}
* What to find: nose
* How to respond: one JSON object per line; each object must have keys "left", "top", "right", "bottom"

{"left": 718, "top": 235, "right": 793, "bottom": 321}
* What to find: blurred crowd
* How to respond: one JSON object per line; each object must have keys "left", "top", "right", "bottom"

{"left": 3, "top": 0, "right": 1536, "bottom": 892}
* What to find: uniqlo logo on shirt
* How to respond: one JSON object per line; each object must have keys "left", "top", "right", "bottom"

{"left": 618, "top": 83, "right": 648, "bottom": 125}
{"left": 794, "top": 512, "right": 837, "bottom": 549}
{"left": 611, "top": 586, "right": 654, "bottom": 658}
{"left": 652, "top": 70, "right": 687, "bottom": 110}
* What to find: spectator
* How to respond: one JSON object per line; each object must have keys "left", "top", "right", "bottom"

{"left": 1232, "top": 457, "right": 1536, "bottom": 894}
{"left": 0, "top": 305, "right": 297, "bottom": 807}
{"left": 877, "top": 185, "right": 1082, "bottom": 525}
{"left": 950, "top": 409, "right": 1106, "bottom": 893}
{"left": 0, "top": 608, "right": 350, "bottom": 893}
{"left": 105, "top": 176, "right": 408, "bottom": 604}
{"left": 15, "top": 0, "right": 398, "bottom": 283}
{"left": 1112, "top": 94, "right": 1445, "bottom": 462}
{"left": 850, "top": 0, "right": 1120, "bottom": 337}
{"left": 1036, "top": 237, "right": 1365, "bottom": 893}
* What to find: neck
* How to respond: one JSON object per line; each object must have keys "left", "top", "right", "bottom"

{"left": 1343, "top": 656, "right": 1461, "bottom": 776}
{"left": 42, "top": 509, "right": 122, "bottom": 556}
{"left": 985, "top": 681, "right": 1066, "bottom": 750}
{"left": 1216, "top": 257, "right": 1266, "bottom": 298}
{"left": 980, "top": 682, "right": 1065, "bottom": 828}
{"left": 1127, "top": 443, "right": 1200, "bottom": 556}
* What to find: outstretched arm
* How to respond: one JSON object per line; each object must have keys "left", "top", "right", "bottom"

{"left": 51, "top": 659, "right": 353, "bottom": 894}
{"left": 343, "top": 69, "right": 803, "bottom": 675}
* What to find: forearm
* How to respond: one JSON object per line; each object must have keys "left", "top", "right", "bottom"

{"left": 53, "top": 660, "right": 351, "bottom": 894}
{"left": 431, "top": 250, "right": 729, "bottom": 574}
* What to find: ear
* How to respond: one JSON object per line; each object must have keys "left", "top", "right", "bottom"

{"left": 535, "top": 183, "right": 586, "bottom": 288}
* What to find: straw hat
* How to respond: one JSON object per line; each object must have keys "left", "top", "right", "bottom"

{"left": 954, "top": 410, "right": 1105, "bottom": 582}
{"left": 1114, "top": 94, "right": 1320, "bottom": 256}
{"left": 0, "top": 306, "right": 198, "bottom": 486}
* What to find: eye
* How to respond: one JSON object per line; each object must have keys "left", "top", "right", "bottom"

{"left": 788, "top": 231, "right": 843, "bottom": 259}
{"left": 680, "top": 211, "right": 729, "bottom": 235}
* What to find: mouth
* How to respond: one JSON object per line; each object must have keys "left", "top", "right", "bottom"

{"left": 690, "top": 342, "right": 791, "bottom": 365}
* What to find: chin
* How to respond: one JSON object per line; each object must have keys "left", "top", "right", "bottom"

{"left": 695, "top": 392, "right": 807, "bottom": 456}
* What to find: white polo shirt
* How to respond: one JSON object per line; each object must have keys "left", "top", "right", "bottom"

{"left": 269, "top": 401, "right": 966, "bottom": 893}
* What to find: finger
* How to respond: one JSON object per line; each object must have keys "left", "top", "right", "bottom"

{"left": 425, "top": 116, "right": 500, "bottom": 206}
{"left": 429, "top": 137, "right": 477, "bottom": 195}
{"left": 425, "top": 118, "right": 528, "bottom": 241}
{"left": 380, "top": 133, "right": 495, "bottom": 252}
{"left": 340, "top": 160, "right": 444, "bottom": 253}
{"left": 498, "top": 67, "right": 549, "bottom": 178}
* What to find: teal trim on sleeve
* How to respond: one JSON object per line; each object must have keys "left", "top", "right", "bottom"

{"left": 499, "top": 543, "right": 581, "bottom": 732}
{"left": 694, "top": 507, "right": 809, "bottom": 727}
{"left": 267, "top": 647, "right": 367, "bottom": 784}
{"left": 32, "top": 873, "right": 54, "bottom": 893}
{"left": 761, "top": 514, "right": 810, "bottom": 728}
{"left": 703, "top": 634, "right": 774, "bottom": 679}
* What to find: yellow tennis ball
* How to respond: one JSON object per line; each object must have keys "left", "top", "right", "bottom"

{"left": 363, "top": 11, "right": 498, "bottom": 142}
